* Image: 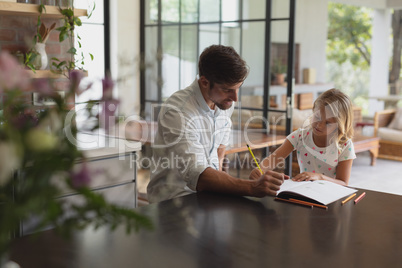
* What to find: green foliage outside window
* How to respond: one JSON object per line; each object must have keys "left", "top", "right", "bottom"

{"left": 327, "top": 3, "right": 372, "bottom": 70}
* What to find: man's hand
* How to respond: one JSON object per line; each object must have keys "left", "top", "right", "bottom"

{"left": 249, "top": 167, "right": 262, "bottom": 180}
{"left": 250, "top": 170, "right": 289, "bottom": 197}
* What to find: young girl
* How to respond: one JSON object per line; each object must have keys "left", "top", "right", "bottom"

{"left": 249, "top": 88, "right": 356, "bottom": 186}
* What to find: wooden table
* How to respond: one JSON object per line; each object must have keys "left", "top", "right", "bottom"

{"left": 225, "top": 130, "right": 286, "bottom": 155}
{"left": 109, "top": 120, "right": 286, "bottom": 155}
{"left": 353, "top": 134, "right": 380, "bottom": 166}
{"left": 370, "top": 95, "right": 402, "bottom": 109}
{"left": 9, "top": 189, "right": 402, "bottom": 267}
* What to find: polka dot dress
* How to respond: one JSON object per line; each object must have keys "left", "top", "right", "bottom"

{"left": 287, "top": 128, "right": 356, "bottom": 178}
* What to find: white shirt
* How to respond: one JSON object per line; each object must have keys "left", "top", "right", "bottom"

{"left": 287, "top": 127, "right": 356, "bottom": 178}
{"left": 147, "top": 78, "right": 233, "bottom": 203}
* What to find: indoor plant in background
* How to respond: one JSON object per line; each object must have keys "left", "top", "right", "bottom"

{"left": 24, "top": 2, "right": 95, "bottom": 75}
{"left": 0, "top": 52, "right": 152, "bottom": 265}
{"left": 51, "top": 2, "right": 95, "bottom": 77}
{"left": 271, "top": 59, "right": 287, "bottom": 86}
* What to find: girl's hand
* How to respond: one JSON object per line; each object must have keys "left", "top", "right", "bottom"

{"left": 292, "top": 172, "right": 321, "bottom": 182}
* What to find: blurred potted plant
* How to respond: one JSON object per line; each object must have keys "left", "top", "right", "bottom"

{"left": 0, "top": 52, "right": 152, "bottom": 265}
{"left": 51, "top": 2, "right": 95, "bottom": 78}
{"left": 23, "top": 2, "right": 94, "bottom": 76}
{"left": 271, "top": 59, "right": 287, "bottom": 86}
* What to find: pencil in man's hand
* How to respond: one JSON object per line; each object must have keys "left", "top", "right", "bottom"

{"left": 247, "top": 144, "right": 263, "bottom": 175}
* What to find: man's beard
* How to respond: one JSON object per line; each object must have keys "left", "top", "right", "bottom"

{"left": 208, "top": 97, "right": 232, "bottom": 110}
{"left": 208, "top": 87, "right": 232, "bottom": 110}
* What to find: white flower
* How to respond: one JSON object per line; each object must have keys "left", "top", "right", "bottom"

{"left": 38, "top": 110, "right": 62, "bottom": 132}
{"left": 25, "top": 129, "right": 58, "bottom": 151}
{"left": 0, "top": 142, "right": 21, "bottom": 186}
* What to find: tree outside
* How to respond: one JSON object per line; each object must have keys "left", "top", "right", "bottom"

{"left": 326, "top": 3, "right": 373, "bottom": 115}
{"left": 327, "top": 3, "right": 402, "bottom": 115}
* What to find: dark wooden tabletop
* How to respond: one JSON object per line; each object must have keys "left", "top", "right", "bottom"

{"left": 9, "top": 189, "right": 402, "bottom": 268}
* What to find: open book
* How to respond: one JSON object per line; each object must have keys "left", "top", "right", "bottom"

{"left": 277, "top": 180, "right": 357, "bottom": 205}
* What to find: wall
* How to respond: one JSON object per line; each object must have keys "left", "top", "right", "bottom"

{"left": 295, "top": 0, "right": 328, "bottom": 84}
{"left": 110, "top": 0, "right": 141, "bottom": 118}
{"left": 0, "top": 14, "right": 70, "bottom": 90}
{"left": 368, "top": 9, "right": 392, "bottom": 115}
{"left": 240, "top": 0, "right": 328, "bottom": 87}
{"left": 0, "top": 14, "right": 69, "bottom": 60}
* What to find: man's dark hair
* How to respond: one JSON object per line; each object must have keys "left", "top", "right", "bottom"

{"left": 198, "top": 45, "right": 249, "bottom": 87}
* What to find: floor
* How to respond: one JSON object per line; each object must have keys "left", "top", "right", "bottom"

{"left": 136, "top": 151, "right": 402, "bottom": 205}
{"left": 348, "top": 151, "right": 402, "bottom": 196}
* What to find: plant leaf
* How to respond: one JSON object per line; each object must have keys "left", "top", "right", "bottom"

{"left": 74, "top": 17, "right": 82, "bottom": 26}
{"left": 67, "top": 47, "right": 77, "bottom": 54}
{"left": 59, "top": 31, "right": 69, "bottom": 42}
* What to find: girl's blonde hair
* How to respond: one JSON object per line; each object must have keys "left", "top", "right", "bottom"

{"left": 313, "top": 88, "right": 354, "bottom": 147}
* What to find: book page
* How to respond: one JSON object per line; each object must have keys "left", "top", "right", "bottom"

{"left": 277, "top": 180, "right": 357, "bottom": 205}
{"left": 278, "top": 180, "right": 312, "bottom": 193}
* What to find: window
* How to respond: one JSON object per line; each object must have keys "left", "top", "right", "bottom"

{"left": 141, "top": 0, "right": 296, "bottom": 172}
{"left": 74, "top": 0, "right": 106, "bottom": 103}
{"left": 73, "top": 0, "right": 107, "bottom": 129}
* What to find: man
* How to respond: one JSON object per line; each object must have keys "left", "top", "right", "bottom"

{"left": 147, "top": 45, "right": 286, "bottom": 203}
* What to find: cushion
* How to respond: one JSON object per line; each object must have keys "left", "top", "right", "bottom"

{"left": 240, "top": 95, "right": 263, "bottom": 108}
{"left": 387, "top": 108, "right": 402, "bottom": 130}
{"left": 377, "top": 127, "right": 402, "bottom": 143}
{"left": 269, "top": 111, "right": 286, "bottom": 126}
{"left": 231, "top": 99, "right": 313, "bottom": 129}
{"left": 231, "top": 109, "right": 253, "bottom": 123}
{"left": 292, "top": 108, "right": 313, "bottom": 129}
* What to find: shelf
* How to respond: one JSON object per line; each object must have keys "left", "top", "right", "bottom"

{"left": 0, "top": 2, "right": 87, "bottom": 18}
{"left": 28, "top": 69, "right": 88, "bottom": 79}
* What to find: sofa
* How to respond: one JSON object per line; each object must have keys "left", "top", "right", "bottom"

{"left": 231, "top": 95, "right": 313, "bottom": 132}
{"left": 373, "top": 108, "right": 402, "bottom": 161}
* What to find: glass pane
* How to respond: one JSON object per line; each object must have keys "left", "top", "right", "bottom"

{"left": 145, "top": 0, "right": 159, "bottom": 24}
{"left": 145, "top": 69, "right": 159, "bottom": 101}
{"left": 199, "top": 24, "right": 220, "bottom": 52}
{"left": 267, "top": 109, "right": 286, "bottom": 135}
{"left": 162, "top": 0, "right": 180, "bottom": 23}
{"left": 270, "top": 20, "right": 292, "bottom": 111}
{"left": 145, "top": 27, "right": 159, "bottom": 101}
{"left": 241, "top": 21, "right": 265, "bottom": 103}
{"left": 144, "top": 102, "right": 161, "bottom": 121}
{"left": 221, "top": 23, "right": 241, "bottom": 52}
{"left": 181, "top": 25, "right": 198, "bottom": 89}
{"left": 181, "top": 0, "right": 198, "bottom": 23}
{"left": 222, "top": 0, "right": 239, "bottom": 22}
{"left": 74, "top": 24, "right": 104, "bottom": 103}
{"left": 161, "top": 26, "right": 179, "bottom": 99}
{"left": 231, "top": 107, "right": 263, "bottom": 131}
{"left": 76, "top": 0, "right": 103, "bottom": 24}
{"left": 200, "top": 0, "right": 220, "bottom": 22}
{"left": 272, "top": 0, "right": 290, "bottom": 19}
{"left": 243, "top": 0, "right": 266, "bottom": 20}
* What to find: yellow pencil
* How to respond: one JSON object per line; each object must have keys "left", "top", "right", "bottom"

{"left": 247, "top": 144, "right": 263, "bottom": 175}
{"left": 341, "top": 193, "right": 356, "bottom": 205}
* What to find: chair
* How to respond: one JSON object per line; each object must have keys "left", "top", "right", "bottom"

{"left": 373, "top": 109, "right": 402, "bottom": 161}
{"left": 352, "top": 106, "right": 374, "bottom": 133}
